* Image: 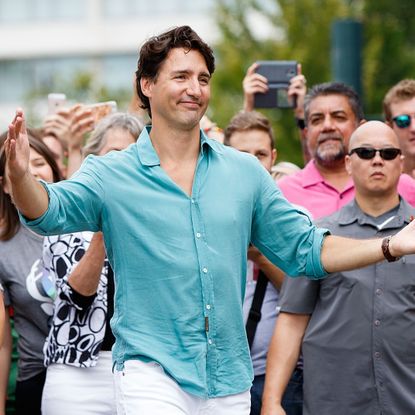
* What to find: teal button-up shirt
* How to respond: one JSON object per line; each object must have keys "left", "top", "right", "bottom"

{"left": 21, "top": 128, "right": 328, "bottom": 397}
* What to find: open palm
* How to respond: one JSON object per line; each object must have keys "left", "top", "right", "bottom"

{"left": 5, "top": 109, "right": 30, "bottom": 182}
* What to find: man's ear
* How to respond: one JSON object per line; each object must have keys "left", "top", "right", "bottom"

{"left": 140, "top": 77, "right": 153, "bottom": 100}
{"left": 345, "top": 155, "right": 353, "bottom": 175}
{"left": 272, "top": 149, "right": 277, "bottom": 165}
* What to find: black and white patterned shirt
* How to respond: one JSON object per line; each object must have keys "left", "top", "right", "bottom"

{"left": 42, "top": 232, "right": 112, "bottom": 367}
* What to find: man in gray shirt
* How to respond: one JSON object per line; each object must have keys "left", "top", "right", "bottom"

{"left": 262, "top": 120, "right": 415, "bottom": 415}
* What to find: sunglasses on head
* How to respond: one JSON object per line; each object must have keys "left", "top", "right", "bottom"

{"left": 349, "top": 147, "right": 402, "bottom": 160}
{"left": 392, "top": 114, "right": 412, "bottom": 128}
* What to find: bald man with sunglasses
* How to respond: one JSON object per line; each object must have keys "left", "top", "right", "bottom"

{"left": 262, "top": 121, "right": 415, "bottom": 415}
{"left": 384, "top": 79, "right": 415, "bottom": 178}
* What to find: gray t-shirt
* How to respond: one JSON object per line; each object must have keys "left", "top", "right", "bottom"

{"left": 0, "top": 225, "right": 52, "bottom": 381}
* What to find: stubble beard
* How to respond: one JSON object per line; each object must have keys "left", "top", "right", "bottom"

{"left": 314, "top": 141, "right": 347, "bottom": 168}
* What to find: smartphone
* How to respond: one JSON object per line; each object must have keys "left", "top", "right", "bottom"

{"left": 48, "top": 93, "right": 67, "bottom": 114}
{"left": 87, "top": 101, "right": 117, "bottom": 124}
{"left": 253, "top": 61, "right": 298, "bottom": 109}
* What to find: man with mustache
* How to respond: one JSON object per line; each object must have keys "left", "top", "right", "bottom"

{"left": 277, "top": 82, "right": 415, "bottom": 219}
{"left": 249, "top": 82, "right": 415, "bottom": 414}
{"left": 7, "top": 26, "right": 415, "bottom": 414}
{"left": 262, "top": 121, "right": 415, "bottom": 415}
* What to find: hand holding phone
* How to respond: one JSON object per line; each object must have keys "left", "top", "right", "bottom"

{"left": 253, "top": 61, "right": 298, "bottom": 109}
{"left": 48, "top": 93, "right": 67, "bottom": 114}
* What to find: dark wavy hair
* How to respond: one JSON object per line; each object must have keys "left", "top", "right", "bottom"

{"left": 135, "top": 25, "right": 215, "bottom": 118}
{"left": 0, "top": 129, "right": 62, "bottom": 241}
{"left": 304, "top": 82, "right": 364, "bottom": 126}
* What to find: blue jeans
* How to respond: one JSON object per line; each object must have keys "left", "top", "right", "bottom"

{"left": 250, "top": 368, "right": 303, "bottom": 415}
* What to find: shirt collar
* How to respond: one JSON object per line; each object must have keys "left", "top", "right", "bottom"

{"left": 338, "top": 197, "right": 413, "bottom": 230}
{"left": 136, "top": 126, "right": 222, "bottom": 167}
{"left": 301, "top": 159, "right": 354, "bottom": 191}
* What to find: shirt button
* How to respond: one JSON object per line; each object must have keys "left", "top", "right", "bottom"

{"left": 376, "top": 288, "right": 382, "bottom": 296}
{"left": 206, "top": 304, "right": 211, "bottom": 310}
{"left": 208, "top": 339, "right": 213, "bottom": 345}
{"left": 191, "top": 199, "right": 195, "bottom": 204}
{"left": 374, "top": 351, "right": 381, "bottom": 359}
{"left": 374, "top": 320, "right": 381, "bottom": 326}
{"left": 196, "top": 232, "right": 201, "bottom": 238}
{"left": 202, "top": 267, "right": 208, "bottom": 274}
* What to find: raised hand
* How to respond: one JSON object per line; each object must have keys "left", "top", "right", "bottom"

{"left": 243, "top": 62, "right": 269, "bottom": 112}
{"left": 4, "top": 109, "right": 30, "bottom": 183}
{"left": 43, "top": 104, "right": 94, "bottom": 151}
{"left": 288, "top": 64, "right": 307, "bottom": 119}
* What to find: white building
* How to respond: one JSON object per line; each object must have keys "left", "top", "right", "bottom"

{"left": 0, "top": 0, "right": 218, "bottom": 130}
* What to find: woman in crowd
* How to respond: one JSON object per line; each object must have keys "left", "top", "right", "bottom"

{"left": 41, "top": 113, "right": 142, "bottom": 415}
{"left": 0, "top": 130, "right": 62, "bottom": 415}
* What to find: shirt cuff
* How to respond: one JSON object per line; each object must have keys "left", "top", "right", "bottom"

{"left": 67, "top": 283, "right": 97, "bottom": 310}
{"left": 305, "top": 227, "right": 331, "bottom": 279}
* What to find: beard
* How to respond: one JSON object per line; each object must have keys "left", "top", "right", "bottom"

{"left": 314, "top": 135, "right": 347, "bottom": 168}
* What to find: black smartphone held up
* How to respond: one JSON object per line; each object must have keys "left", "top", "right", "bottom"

{"left": 254, "top": 61, "right": 298, "bottom": 109}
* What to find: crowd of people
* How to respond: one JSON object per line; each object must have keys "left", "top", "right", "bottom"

{"left": 1, "top": 24, "right": 415, "bottom": 415}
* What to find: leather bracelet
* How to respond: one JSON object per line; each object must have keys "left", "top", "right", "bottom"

{"left": 381, "top": 236, "right": 400, "bottom": 262}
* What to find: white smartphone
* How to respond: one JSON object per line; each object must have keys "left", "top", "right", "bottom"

{"left": 48, "top": 93, "right": 67, "bottom": 114}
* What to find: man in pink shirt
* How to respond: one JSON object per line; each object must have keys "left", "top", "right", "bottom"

{"left": 277, "top": 82, "right": 415, "bottom": 219}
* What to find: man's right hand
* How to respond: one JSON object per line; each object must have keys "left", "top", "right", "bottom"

{"left": 4, "top": 109, "right": 30, "bottom": 183}
{"left": 5, "top": 108, "right": 50, "bottom": 220}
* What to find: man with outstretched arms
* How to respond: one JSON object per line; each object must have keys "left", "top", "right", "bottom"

{"left": 5, "top": 26, "right": 415, "bottom": 414}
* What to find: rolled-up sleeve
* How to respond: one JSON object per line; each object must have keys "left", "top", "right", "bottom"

{"left": 251, "top": 168, "right": 330, "bottom": 279}
{"left": 20, "top": 156, "right": 105, "bottom": 236}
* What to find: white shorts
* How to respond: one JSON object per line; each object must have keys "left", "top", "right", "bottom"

{"left": 42, "top": 351, "right": 116, "bottom": 415}
{"left": 114, "top": 359, "right": 251, "bottom": 415}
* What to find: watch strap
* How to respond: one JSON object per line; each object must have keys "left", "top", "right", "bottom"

{"left": 382, "top": 236, "right": 400, "bottom": 262}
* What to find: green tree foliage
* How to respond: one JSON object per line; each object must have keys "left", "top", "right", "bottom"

{"left": 362, "top": 1, "right": 415, "bottom": 115}
{"left": 210, "top": 0, "right": 415, "bottom": 165}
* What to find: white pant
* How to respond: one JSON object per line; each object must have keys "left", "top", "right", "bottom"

{"left": 42, "top": 351, "right": 116, "bottom": 415}
{"left": 114, "top": 360, "right": 251, "bottom": 415}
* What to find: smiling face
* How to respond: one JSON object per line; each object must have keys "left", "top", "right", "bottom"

{"left": 140, "top": 47, "right": 211, "bottom": 132}
{"left": 306, "top": 94, "right": 359, "bottom": 168}
{"left": 29, "top": 148, "right": 54, "bottom": 182}
{"left": 345, "top": 121, "right": 403, "bottom": 197}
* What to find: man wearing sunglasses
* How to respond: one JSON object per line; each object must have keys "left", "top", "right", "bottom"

{"left": 278, "top": 82, "right": 415, "bottom": 219}
{"left": 263, "top": 120, "right": 415, "bottom": 415}
{"left": 384, "top": 79, "right": 415, "bottom": 178}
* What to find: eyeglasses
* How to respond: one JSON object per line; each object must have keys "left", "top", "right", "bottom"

{"left": 349, "top": 147, "right": 402, "bottom": 160}
{"left": 392, "top": 114, "right": 413, "bottom": 129}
